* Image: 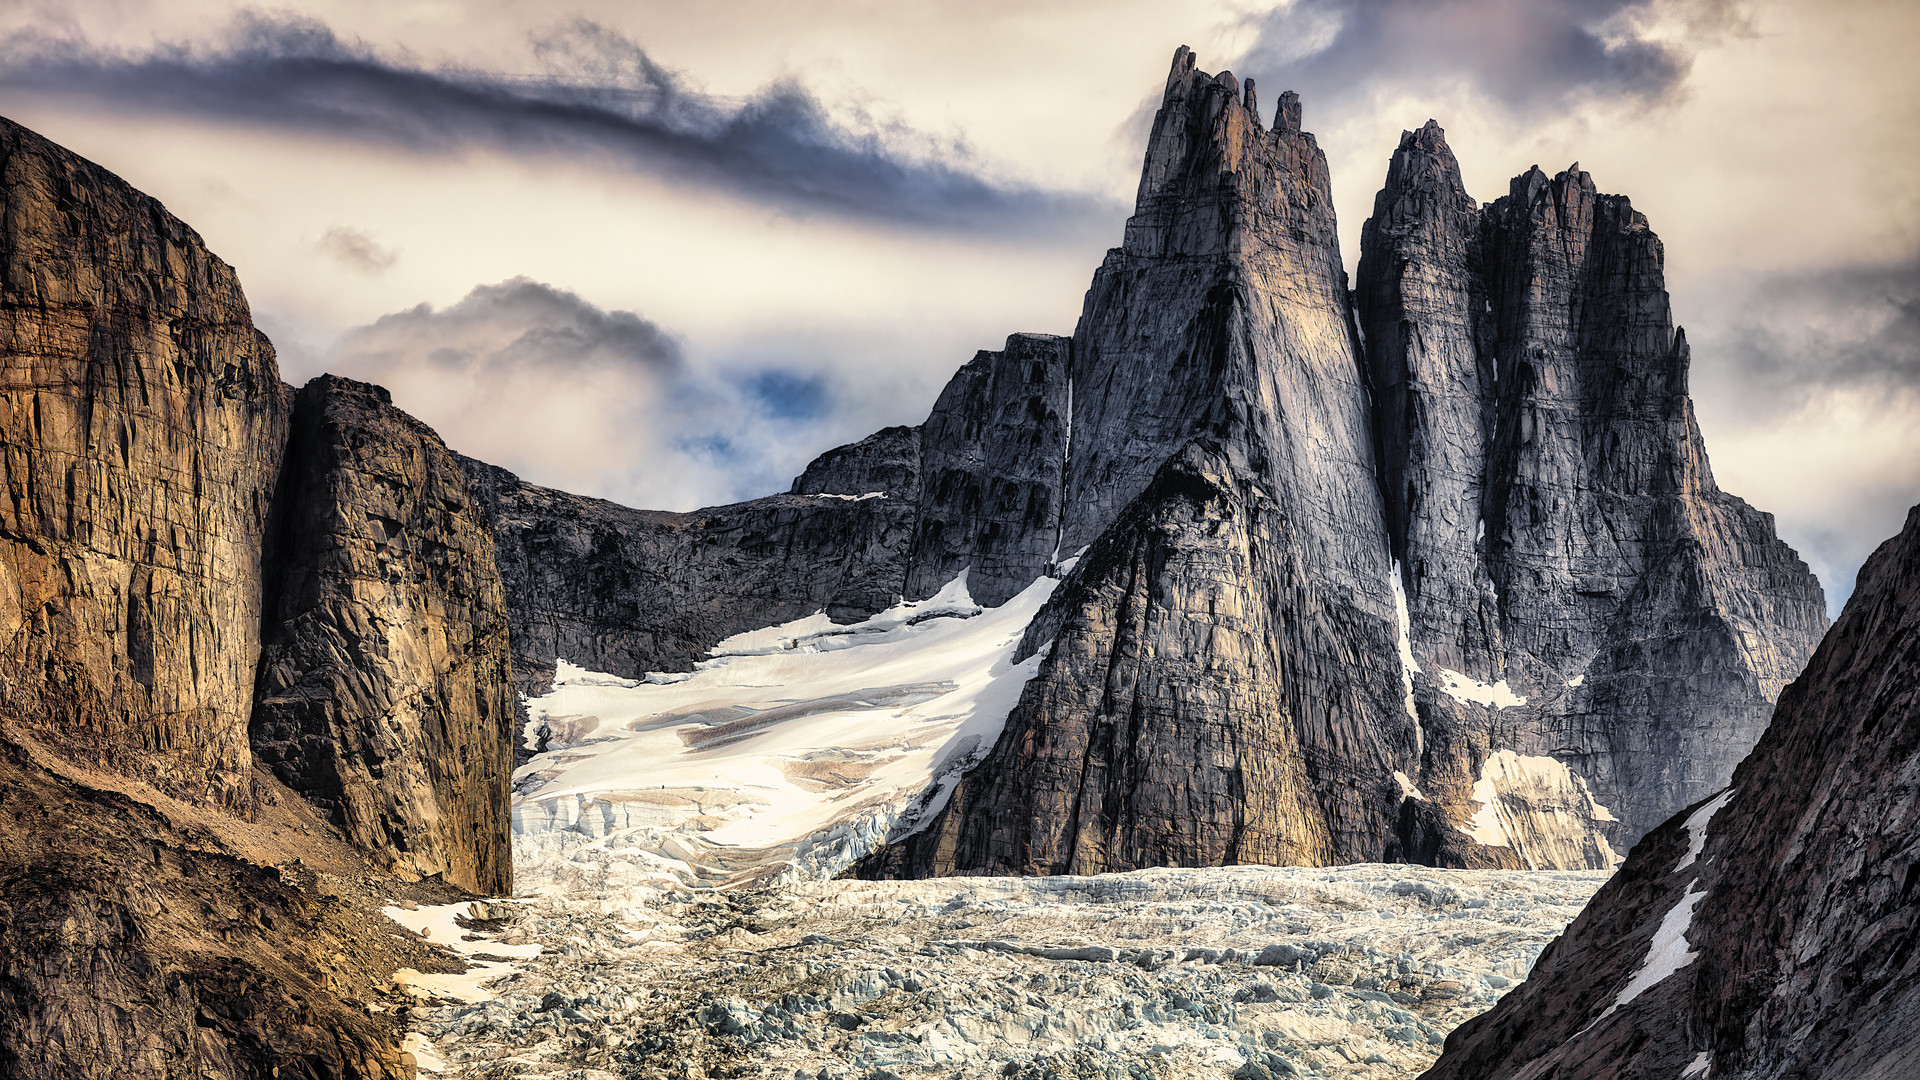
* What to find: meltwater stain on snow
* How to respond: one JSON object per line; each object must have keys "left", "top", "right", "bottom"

{"left": 512, "top": 571, "right": 1059, "bottom": 891}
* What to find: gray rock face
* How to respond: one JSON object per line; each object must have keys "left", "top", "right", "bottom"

{"left": 0, "top": 116, "right": 288, "bottom": 809}
{"left": 461, "top": 456, "right": 919, "bottom": 693}
{"left": 789, "top": 424, "right": 920, "bottom": 499}
{"left": 252, "top": 376, "right": 516, "bottom": 894}
{"left": 1421, "top": 503, "right": 1920, "bottom": 1079}
{"left": 905, "top": 333, "right": 1069, "bottom": 606}
{"left": 1357, "top": 121, "right": 1828, "bottom": 856}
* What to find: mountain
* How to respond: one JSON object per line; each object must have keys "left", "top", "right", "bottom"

{"left": 0, "top": 116, "right": 511, "bottom": 1077}
{"left": 1420, "top": 503, "right": 1920, "bottom": 1078}
{"left": 847, "top": 50, "right": 1824, "bottom": 878}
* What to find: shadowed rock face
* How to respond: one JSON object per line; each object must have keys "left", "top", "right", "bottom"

{"left": 906, "top": 333, "right": 1069, "bottom": 607}
{"left": 1358, "top": 121, "right": 1828, "bottom": 855}
{"left": 1421, "top": 503, "right": 1920, "bottom": 1080}
{"left": 252, "top": 376, "right": 516, "bottom": 894}
{"left": 789, "top": 424, "right": 920, "bottom": 500}
{"left": 0, "top": 116, "right": 288, "bottom": 809}
{"left": 461, "top": 455, "right": 920, "bottom": 694}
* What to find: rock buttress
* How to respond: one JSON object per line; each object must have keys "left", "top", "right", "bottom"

{"left": 0, "top": 116, "right": 288, "bottom": 808}
{"left": 1358, "top": 122, "right": 1828, "bottom": 861}
{"left": 252, "top": 376, "right": 515, "bottom": 894}
{"left": 1420, "top": 503, "right": 1920, "bottom": 1079}
{"left": 905, "top": 332, "right": 1069, "bottom": 606}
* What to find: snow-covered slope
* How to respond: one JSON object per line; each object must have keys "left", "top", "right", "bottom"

{"left": 512, "top": 572, "right": 1059, "bottom": 891}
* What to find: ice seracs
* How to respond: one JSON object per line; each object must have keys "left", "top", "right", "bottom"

{"left": 512, "top": 572, "right": 1059, "bottom": 891}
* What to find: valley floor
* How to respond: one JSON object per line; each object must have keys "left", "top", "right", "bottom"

{"left": 396, "top": 863, "right": 1604, "bottom": 1079}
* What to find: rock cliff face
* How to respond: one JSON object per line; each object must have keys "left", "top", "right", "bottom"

{"left": 788, "top": 424, "right": 919, "bottom": 500}
{"left": 0, "top": 118, "right": 521, "bottom": 1077}
{"left": 252, "top": 376, "right": 515, "bottom": 894}
{"left": 461, "top": 451, "right": 919, "bottom": 691}
{"left": 1357, "top": 121, "right": 1828, "bottom": 857}
{"left": 1421, "top": 504, "right": 1920, "bottom": 1079}
{"left": 0, "top": 116, "right": 287, "bottom": 809}
{"left": 905, "top": 333, "right": 1069, "bottom": 607}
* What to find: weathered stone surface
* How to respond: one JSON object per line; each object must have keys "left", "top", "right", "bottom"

{"left": 1421, "top": 504, "right": 1920, "bottom": 1079}
{"left": 0, "top": 116, "right": 288, "bottom": 808}
{"left": 462, "top": 453, "right": 918, "bottom": 693}
{"left": 1357, "top": 122, "right": 1828, "bottom": 859}
{"left": 789, "top": 424, "right": 919, "bottom": 500}
{"left": 905, "top": 332, "right": 1069, "bottom": 606}
{"left": 252, "top": 376, "right": 515, "bottom": 894}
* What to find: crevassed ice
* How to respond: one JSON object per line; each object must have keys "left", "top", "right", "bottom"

{"left": 512, "top": 571, "right": 1058, "bottom": 892}
{"left": 1465, "top": 750, "right": 1622, "bottom": 870}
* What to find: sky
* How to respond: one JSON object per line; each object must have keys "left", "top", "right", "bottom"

{"left": 1, "top": 0, "right": 1914, "bottom": 611}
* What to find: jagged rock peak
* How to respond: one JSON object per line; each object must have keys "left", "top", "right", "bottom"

{"left": 789, "top": 424, "right": 920, "bottom": 499}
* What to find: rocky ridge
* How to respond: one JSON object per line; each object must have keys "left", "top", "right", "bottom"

{"left": 854, "top": 51, "right": 1823, "bottom": 879}
{"left": 1420, "top": 503, "right": 1920, "bottom": 1079}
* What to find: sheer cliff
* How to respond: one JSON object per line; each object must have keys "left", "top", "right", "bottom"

{"left": 0, "top": 118, "right": 517, "bottom": 1078}
{"left": 1420, "top": 503, "right": 1920, "bottom": 1079}
{"left": 1358, "top": 121, "right": 1828, "bottom": 855}
{"left": 253, "top": 376, "right": 516, "bottom": 895}
{"left": 0, "top": 116, "right": 287, "bottom": 809}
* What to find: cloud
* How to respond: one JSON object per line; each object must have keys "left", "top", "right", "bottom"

{"left": 0, "top": 12, "right": 1118, "bottom": 238}
{"left": 306, "top": 277, "right": 885, "bottom": 511}
{"left": 1713, "top": 256, "right": 1920, "bottom": 406}
{"left": 1233, "top": 0, "right": 1751, "bottom": 122}
{"left": 316, "top": 225, "right": 398, "bottom": 273}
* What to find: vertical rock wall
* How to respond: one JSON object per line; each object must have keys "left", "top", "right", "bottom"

{"left": 906, "top": 333, "right": 1069, "bottom": 606}
{"left": 252, "top": 376, "right": 515, "bottom": 894}
{"left": 0, "top": 116, "right": 289, "bottom": 808}
{"left": 1357, "top": 122, "right": 1828, "bottom": 855}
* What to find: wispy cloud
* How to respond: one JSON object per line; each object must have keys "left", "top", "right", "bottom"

{"left": 0, "top": 12, "right": 1119, "bottom": 237}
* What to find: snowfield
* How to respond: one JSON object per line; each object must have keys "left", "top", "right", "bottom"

{"left": 397, "top": 576, "right": 1608, "bottom": 1077}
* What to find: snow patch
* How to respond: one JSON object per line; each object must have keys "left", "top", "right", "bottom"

{"left": 1674, "top": 789, "right": 1735, "bottom": 873}
{"left": 1437, "top": 669, "right": 1527, "bottom": 709}
{"left": 1566, "top": 673, "right": 1586, "bottom": 688}
{"left": 1465, "top": 751, "right": 1622, "bottom": 870}
{"left": 807, "top": 491, "right": 888, "bottom": 501}
{"left": 1682, "top": 1051, "right": 1713, "bottom": 1078}
{"left": 512, "top": 571, "right": 1058, "bottom": 891}
{"left": 1390, "top": 561, "right": 1424, "bottom": 755}
{"left": 1611, "top": 877, "right": 1708, "bottom": 1011}
{"left": 1394, "top": 771, "right": 1425, "bottom": 801}
{"left": 402, "top": 1031, "right": 446, "bottom": 1072}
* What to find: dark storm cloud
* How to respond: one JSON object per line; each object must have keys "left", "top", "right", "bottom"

{"left": 0, "top": 13, "right": 1117, "bottom": 236}
{"left": 1236, "top": 0, "right": 1751, "bottom": 118}
{"left": 1718, "top": 256, "right": 1920, "bottom": 405}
